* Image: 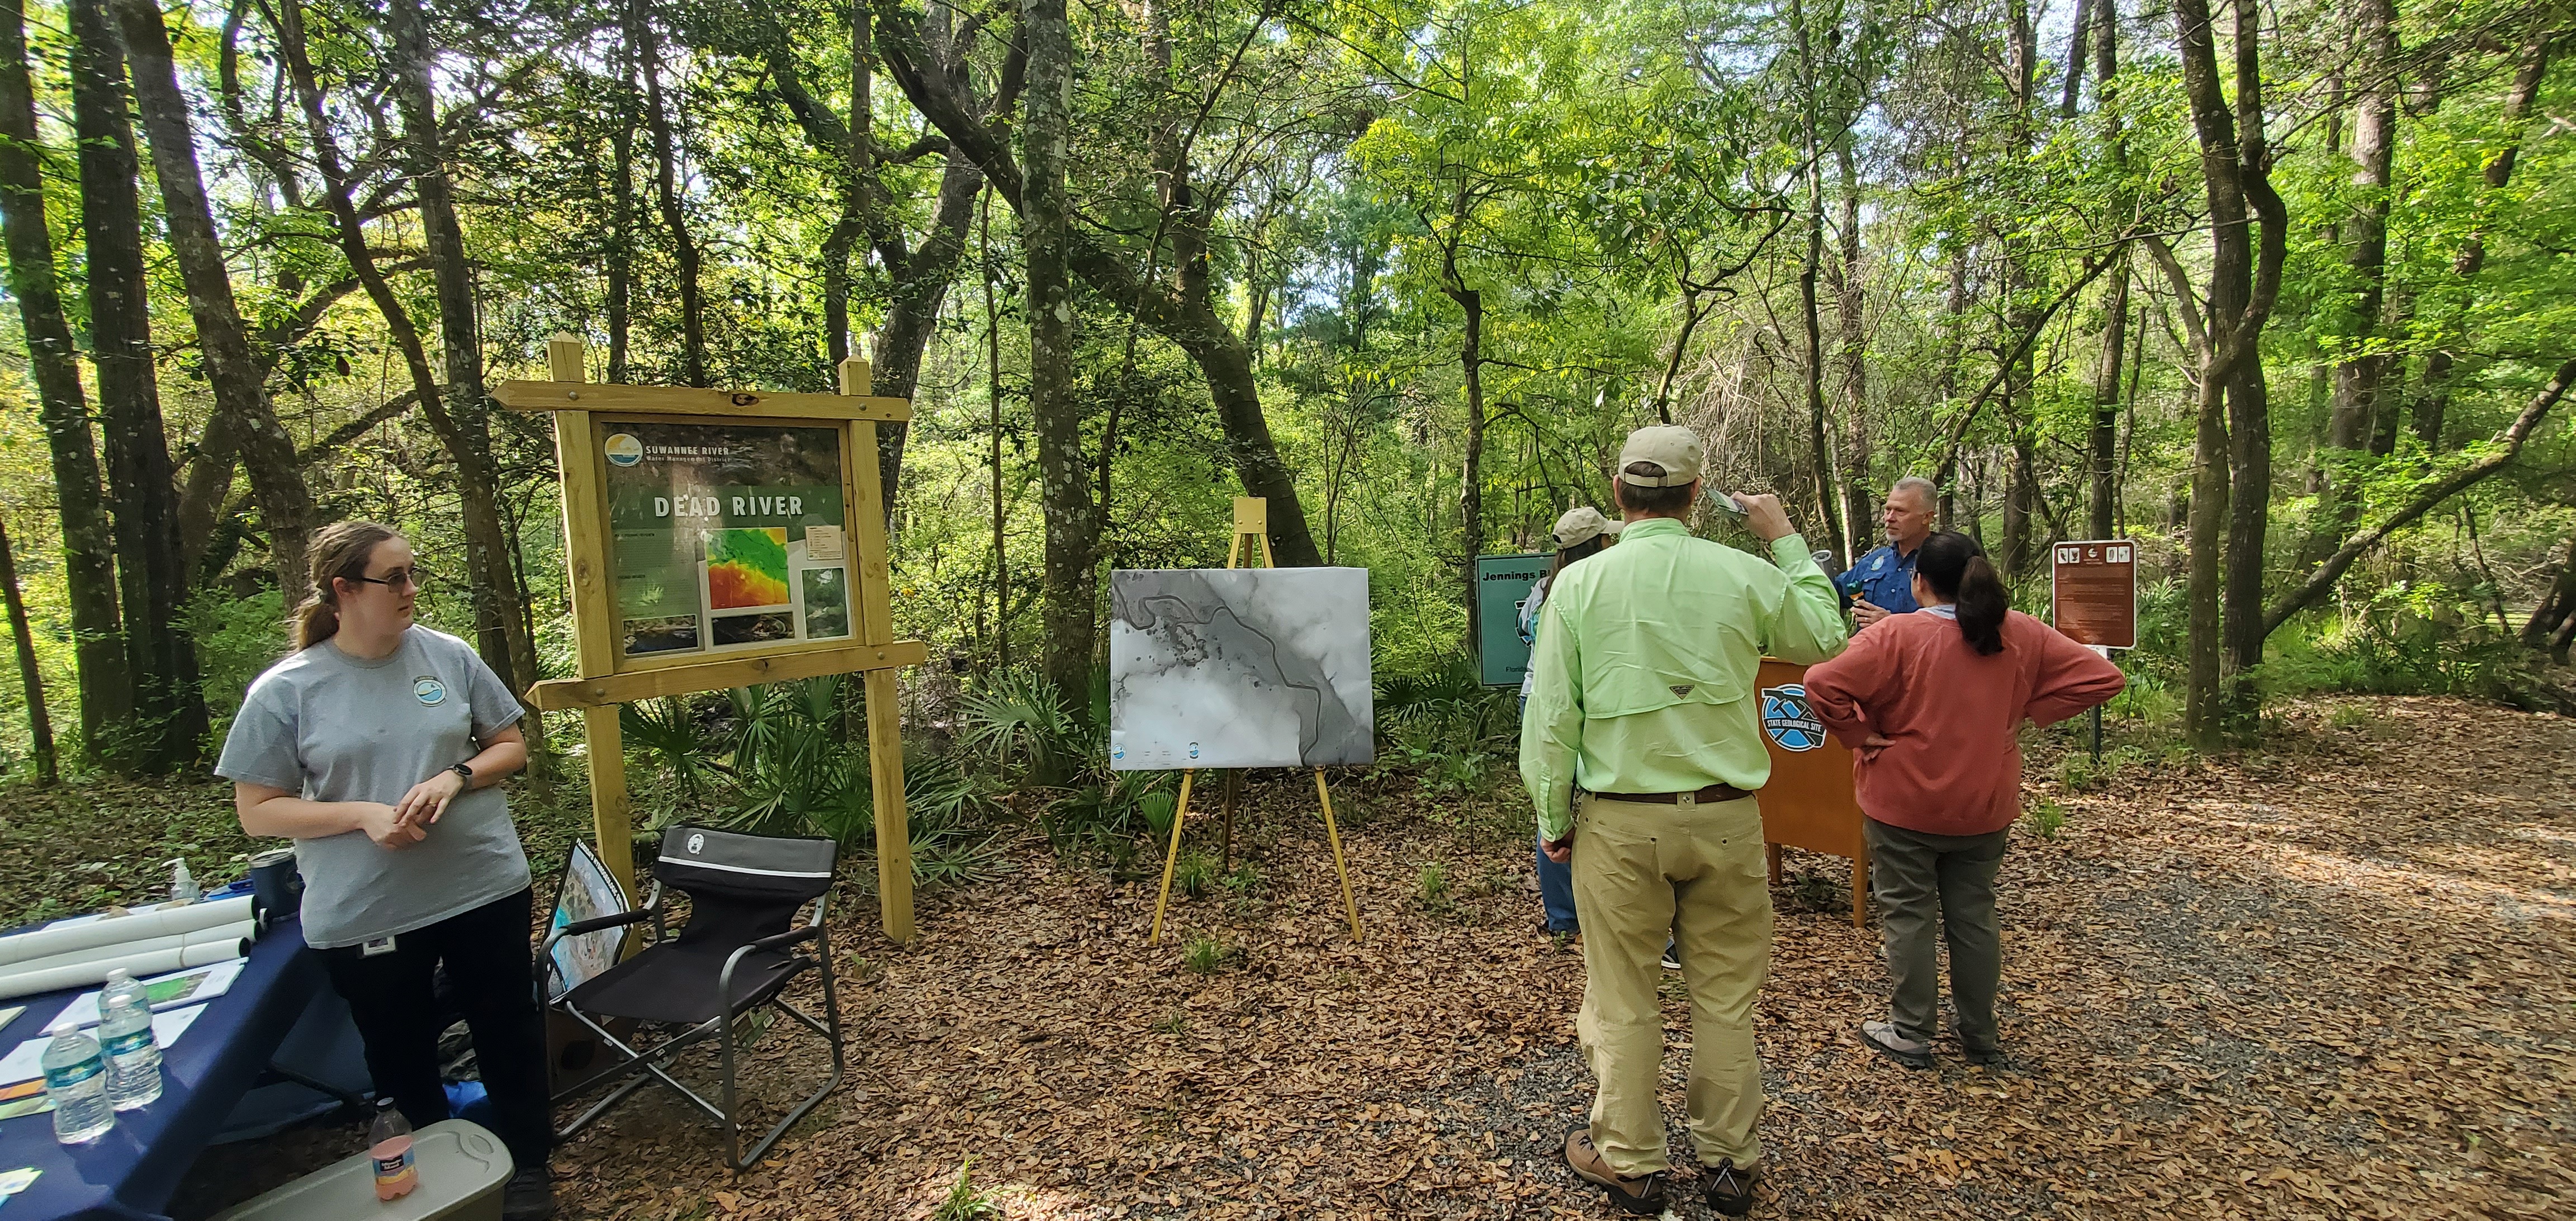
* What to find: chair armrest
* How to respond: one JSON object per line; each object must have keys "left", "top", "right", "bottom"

{"left": 551, "top": 907, "right": 655, "bottom": 941}
{"left": 716, "top": 924, "right": 824, "bottom": 1011}
{"left": 745, "top": 924, "right": 822, "bottom": 954}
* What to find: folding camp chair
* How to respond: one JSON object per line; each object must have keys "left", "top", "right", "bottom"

{"left": 539, "top": 826, "right": 845, "bottom": 1170}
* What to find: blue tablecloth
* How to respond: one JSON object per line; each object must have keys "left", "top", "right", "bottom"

{"left": 0, "top": 916, "right": 325, "bottom": 1221}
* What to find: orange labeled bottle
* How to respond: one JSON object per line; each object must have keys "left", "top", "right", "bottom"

{"left": 370, "top": 1097, "right": 419, "bottom": 1200}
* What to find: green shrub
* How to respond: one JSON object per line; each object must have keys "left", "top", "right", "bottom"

{"left": 1182, "top": 932, "right": 1234, "bottom": 975}
{"left": 931, "top": 1159, "right": 1000, "bottom": 1221}
{"left": 2023, "top": 798, "right": 2067, "bottom": 839}
{"left": 1173, "top": 850, "right": 1216, "bottom": 898}
{"left": 1416, "top": 862, "right": 1451, "bottom": 908}
{"left": 1219, "top": 862, "right": 1263, "bottom": 896}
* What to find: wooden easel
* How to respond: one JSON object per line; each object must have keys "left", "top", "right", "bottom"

{"left": 1147, "top": 497, "right": 1364, "bottom": 944}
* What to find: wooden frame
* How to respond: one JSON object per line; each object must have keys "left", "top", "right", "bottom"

{"left": 512, "top": 336, "right": 918, "bottom": 941}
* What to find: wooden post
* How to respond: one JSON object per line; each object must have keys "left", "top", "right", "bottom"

{"left": 1218, "top": 769, "right": 1239, "bottom": 872}
{"left": 842, "top": 355, "right": 913, "bottom": 943}
{"left": 1313, "top": 769, "right": 1362, "bottom": 943}
{"left": 1147, "top": 769, "right": 1197, "bottom": 944}
{"left": 547, "top": 335, "right": 634, "bottom": 896}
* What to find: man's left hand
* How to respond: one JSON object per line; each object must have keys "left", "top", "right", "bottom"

{"left": 1542, "top": 834, "right": 1573, "bottom": 864}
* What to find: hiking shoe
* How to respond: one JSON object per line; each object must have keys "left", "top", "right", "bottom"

{"left": 1661, "top": 942, "right": 1682, "bottom": 972}
{"left": 1964, "top": 1043, "right": 2009, "bottom": 1067}
{"left": 1562, "top": 1129, "right": 1668, "bottom": 1215}
{"left": 503, "top": 1167, "right": 557, "bottom": 1221}
{"left": 1704, "top": 1157, "right": 1759, "bottom": 1217}
{"left": 1860, "top": 1019, "right": 1934, "bottom": 1069}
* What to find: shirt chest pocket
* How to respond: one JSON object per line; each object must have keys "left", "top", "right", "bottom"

{"left": 1583, "top": 653, "right": 1750, "bottom": 718}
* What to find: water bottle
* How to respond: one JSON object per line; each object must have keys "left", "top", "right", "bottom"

{"left": 370, "top": 1097, "right": 419, "bottom": 1200}
{"left": 40, "top": 1021, "right": 114, "bottom": 1145}
{"left": 100, "top": 967, "right": 146, "bottom": 1020}
{"left": 100, "top": 993, "right": 163, "bottom": 1111}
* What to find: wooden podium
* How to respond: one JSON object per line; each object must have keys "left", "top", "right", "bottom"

{"left": 1754, "top": 658, "right": 1868, "bottom": 926}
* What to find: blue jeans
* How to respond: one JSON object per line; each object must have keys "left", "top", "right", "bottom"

{"left": 1537, "top": 834, "right": 1579, "bottom": 933}
{"left": 1523, "top": 693, "right": 1580, "bottom": 934}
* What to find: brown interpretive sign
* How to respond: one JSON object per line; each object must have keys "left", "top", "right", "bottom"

{"left": 2051, "top": 539, "right": 2138, "bottom": 650}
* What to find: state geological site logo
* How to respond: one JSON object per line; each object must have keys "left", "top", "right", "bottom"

{"left": 1760, "top": 683, "right": 1824, "bottom": 752}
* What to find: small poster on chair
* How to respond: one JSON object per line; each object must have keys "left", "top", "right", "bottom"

{"left": 548, "top": 842, "right": 632, "bottom": 1000}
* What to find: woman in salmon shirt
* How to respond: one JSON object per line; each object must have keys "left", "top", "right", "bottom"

{"left": 1802, "top": 531, "right": 2123, "bottom": 1069}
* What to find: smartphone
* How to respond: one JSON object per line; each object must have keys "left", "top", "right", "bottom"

{"left": 1708, "top": 489, "right": 1748, "bottom": 516}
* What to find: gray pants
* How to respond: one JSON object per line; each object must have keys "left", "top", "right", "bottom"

{"left": 1864, "top": 817, "right": 2008, "bottom": 1052}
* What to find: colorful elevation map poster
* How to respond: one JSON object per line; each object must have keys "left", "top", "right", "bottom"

{"left": 601, "top": 421, "right": 853, "bottom": 662}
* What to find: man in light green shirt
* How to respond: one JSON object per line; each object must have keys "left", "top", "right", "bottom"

{"left": 1522, "top": 424, "right": 1846, "bottom": 1217}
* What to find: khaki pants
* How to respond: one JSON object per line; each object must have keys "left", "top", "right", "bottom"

{"left": 1572, "top": 793, "right": 1772, "bottom": 1176}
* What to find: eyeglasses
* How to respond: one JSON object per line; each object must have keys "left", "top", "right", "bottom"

{"left": 351, "top": 566, "right": 432, "bottom": 591}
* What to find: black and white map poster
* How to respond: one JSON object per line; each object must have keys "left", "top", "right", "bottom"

{"left": 1107, "top": 568, "right": 1374, "bottom": 770}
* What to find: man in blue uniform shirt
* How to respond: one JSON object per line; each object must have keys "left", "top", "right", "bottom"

{"left": 1834, "top": 476, "right": 1938, "bottom": 628}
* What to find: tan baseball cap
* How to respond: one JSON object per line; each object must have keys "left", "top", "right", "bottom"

{"left": 1617, "top": 424, "right": 1704, "bottom": 487}
{"left": 1550, "top": 507, "right": 1622, "bottom": 549}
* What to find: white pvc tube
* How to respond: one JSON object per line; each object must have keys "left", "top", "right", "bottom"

{"left": 0, "top": 896, "right": 255, "bottom": 967}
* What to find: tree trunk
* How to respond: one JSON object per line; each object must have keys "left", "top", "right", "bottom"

{"left": 86, "top": 0, "right": 212, "bottom": 580}
{"left": 2224, "top": 359, "right": 2272, "bottom": 679}
{"left": 381, "top": 0, "right": 545, "bottom": 758}
{"left": 2313, "top": 0, "right": 2398, "bottom": 554}
{"left": 2086, "top": 2, "right": 2128, "bottom": 541}
{"left": 0, "top": 0, "right": 129, "bottom": 758}
{"left": 0, "top": 512, "right": 55, "bottom": 784}
{"left": 1798, "top": 170, "right": 1845, "bottom": 560}
{"left": 2166, "top": 0, "right": 2285, "bottom": 741}
{"left": 1936, "top": 242, "right": 1969, "bottom": 529}
{"left": 981, "top": 189, "right": 1009, "bottom": 670}
{"left": 1443, "top": 232, "right": 1485, "bottom": 591}
{"left": 1021, "top": 0, "right": 1093, "bottom": 718}
{"left": 2412, "top": 32, "right": 2549, "bottom": 452}
{"left": 631, "top": 0, "right": 706, "bottom": 386}
{"left": 73, "top": 0, "right": 200, "bottom": 770}
{"left": 112, "top": 0, "right": 316, "bottom": 591}
{"left": 2522, "top": 538, "right": 2575, "bottom": 655}
{"left": 606, "top": 37, "right": 636, "bottom": 384}
{"left": 1833, "top": 142, "right": 1871, "bottom": 564}
{"left": 875, "top": 6, "right": 1324, "bottom": 569}
{"left": 2088, "top": 259, "right": 2128, "bottom": 539}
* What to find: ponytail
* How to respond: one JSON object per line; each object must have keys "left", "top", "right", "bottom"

{"left": 291, "top": 521, "right": 402, "bottom": 651}
{"left": 291, "top": 599, "right": 342, "bottom": 651}
{"left": 1916, "top": 531, "right": 2009, "bottom": 656}
{"left": 1953, "top": 556, "right": 2007, "bottom": 656}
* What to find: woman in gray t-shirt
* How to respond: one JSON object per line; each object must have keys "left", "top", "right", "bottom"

{"left": 215, "top": 522, "right": 554, "bottom": 1220}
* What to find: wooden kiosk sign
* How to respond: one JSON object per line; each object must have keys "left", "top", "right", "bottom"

{"left": 499, "top": 335, "right": 928, "bottom": 941}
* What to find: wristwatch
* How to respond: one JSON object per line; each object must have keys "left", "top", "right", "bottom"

{"left": 448, "top": 762, "right": 475, "bottom": 786}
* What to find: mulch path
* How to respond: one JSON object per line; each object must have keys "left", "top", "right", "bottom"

{"left": 206, "top": 695, "right": 2576, "bottom": 1219}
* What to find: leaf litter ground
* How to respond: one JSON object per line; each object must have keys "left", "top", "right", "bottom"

{"left": 180, "top": 695, "right": 2573, "bottom": 1219}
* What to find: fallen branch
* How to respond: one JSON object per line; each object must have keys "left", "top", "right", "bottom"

{"left": 2264, "top": 355, "right": 2575, "bottom": 637}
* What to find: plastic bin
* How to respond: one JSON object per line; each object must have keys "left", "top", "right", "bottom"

{"left": 209, "top": 1119, "right": 513, "bottom": 1221}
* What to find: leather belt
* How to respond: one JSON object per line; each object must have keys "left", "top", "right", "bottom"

{"left": 1583, "top": 783, "right": 1754, "bottom": 805}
